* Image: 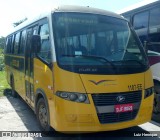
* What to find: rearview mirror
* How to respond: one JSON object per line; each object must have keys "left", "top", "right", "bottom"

{"left": 31, "top": 35, "right": 41, "bottom": 54}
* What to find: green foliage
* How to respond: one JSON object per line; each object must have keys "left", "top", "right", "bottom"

{"left": 0, "top": 71, "right": 10, "bottom": 97}
{"left": 0, "top": 36, "right": 5, "bottom": 49}
{"left": 0, "top": 48, "right": 4, "bottom": 71}
{"left": 0, "top": 36, "right": 5, "bottom": 71}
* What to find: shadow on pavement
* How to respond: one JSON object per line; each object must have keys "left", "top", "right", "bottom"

{"left": 3, "top": 89, "right": 40, "bottom": 131}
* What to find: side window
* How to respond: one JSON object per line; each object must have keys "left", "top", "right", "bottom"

{"left": 19, "top": 30, "right": 27, "bottom": 55}
{"left": 14, "top": 32, "right": 20, "bottom": 54}
{"left": 133, "top": 11, "right": 149, "bottom": 30}
{"left": 149, "top": 7, "right": 160, "bottom": 31}
{"left": 6, "top": 36, "right": 13, "bottom": 54}
{"left": 38, "top": 23, "right": 51, "bottom": 62}
{"left": 133, "top": 11, "right": 149, "bottom": 43}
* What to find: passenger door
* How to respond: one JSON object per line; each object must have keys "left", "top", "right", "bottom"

{"left": 25, "top": 25, "right": 38, "bottom": 107}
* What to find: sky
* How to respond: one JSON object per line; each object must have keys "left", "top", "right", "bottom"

{"left": 0, "top": 0, "right": 155, "bottom": 37}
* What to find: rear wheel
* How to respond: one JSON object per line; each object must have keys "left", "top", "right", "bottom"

{"left": 10, "top": 77, "right": 17, "bottom": 98}
{"left": 153, "top": 82, "right": 160, "bottom": 114}
{"left": 36, "top": 98, "right": 51, "bottom": 133}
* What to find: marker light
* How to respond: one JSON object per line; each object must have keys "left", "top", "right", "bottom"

{"left": 144, "top": 87, "right": 154, "bottom": 99}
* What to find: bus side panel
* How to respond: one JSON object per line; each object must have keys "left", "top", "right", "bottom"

{"left": 144, "top": 68, "right": 154, "bottom": 88}
{"left": 34, "top": 59, "right": 56, "bottom": 126}
{"left": 5, "top": 55, "right": 26, "bottom": 99}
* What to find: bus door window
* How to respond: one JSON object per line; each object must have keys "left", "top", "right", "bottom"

{"left": 25, "top": 28, "right": 33, "bottom": 103}
{"left": 25, "top": 25, "right": 38, "bottom": 104}
{"left": 38, "top": 23, "right": 51, "bottom": 63}
{"left": 25, "top": 29, "right": 32, "bottom": 76}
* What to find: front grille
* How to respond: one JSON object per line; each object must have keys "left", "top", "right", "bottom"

{"left": 92, "top": 91, "right": 142, "bottom": 124}
{"left": 92, "top": 91, "right": 142, "bottom": 106}
{"left": 98, "top": 110, "right": 138, "bottom": 124}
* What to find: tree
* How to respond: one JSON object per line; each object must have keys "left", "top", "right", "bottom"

{"left": 0, "top": 37, "right": 5, "bottom": 49}
{"left": 13, "top": 17, "right": 28, "bottom": 27}
{"left": 0, "top": 37, "right": 5, "bottom": 70}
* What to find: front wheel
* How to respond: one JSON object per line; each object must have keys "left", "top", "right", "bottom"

{"left": 36, "top": 98, "right": 51, "bottom": 133}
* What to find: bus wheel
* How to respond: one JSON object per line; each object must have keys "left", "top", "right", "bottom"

{"left": 11, "top": 77, "right": 17, "bottom": 98}
{"left": 153, "top": 83, "right": 160, "bottom": 114}
{"left": 36, "top": 98, "right": 51, "bottom": 133}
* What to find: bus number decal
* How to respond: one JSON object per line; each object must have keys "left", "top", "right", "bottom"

{"left": 128, "top": 84, "right": 142, "bottom": 91}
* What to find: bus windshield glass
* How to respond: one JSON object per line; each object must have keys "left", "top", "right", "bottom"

{"left": 53, "top": 12, "right": 149, "bottom": 74}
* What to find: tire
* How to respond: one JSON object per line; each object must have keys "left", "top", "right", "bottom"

{"left": 10, "top": 77, "right": 17, "bottom": 98}
{"left": 153, "top": 82, "right": 160, "bottom": 114}
{"left": 36, "top": 98, "right": 51, "bottom": 133}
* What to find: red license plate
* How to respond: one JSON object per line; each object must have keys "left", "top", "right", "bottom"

{"left": 115, "top": 104, "right": 134, "bottom": 113}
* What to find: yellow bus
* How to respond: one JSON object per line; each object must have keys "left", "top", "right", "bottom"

{"left": 5, "top": 5, "right": 154, "bottom": 133}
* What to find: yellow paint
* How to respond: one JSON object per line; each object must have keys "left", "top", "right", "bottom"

{"left": 49, "top": 63, "right": 154, "bottom": 132}
{"left": 5, "top": 58, "right": 154, "bottom": 132}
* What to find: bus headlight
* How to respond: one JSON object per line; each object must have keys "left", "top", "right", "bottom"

{"left": 69, "top": 93, "right": 78, "bottom": 101}
{"left": 78, "top": 94, "right": 86, "bottom": 102}
{"left": 144, "top": 87, "right": 154, "bottom": 99}
{"left": 56, "top": 91, "right": 90, "bottom": 104}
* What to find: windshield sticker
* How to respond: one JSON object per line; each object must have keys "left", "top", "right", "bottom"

{"left": 75, "top": 51, "right": 82, "bottom": 55}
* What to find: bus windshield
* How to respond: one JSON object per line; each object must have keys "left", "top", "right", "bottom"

{"left": 53, "top": 12, "right": 149, "bottom": 74}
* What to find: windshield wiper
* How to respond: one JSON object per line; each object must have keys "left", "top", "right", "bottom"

{"left": 62, "top": 54, "right": 116, "bottom": 70}
{"left": 116, "top": 59, "right": 146, "bottom": 67}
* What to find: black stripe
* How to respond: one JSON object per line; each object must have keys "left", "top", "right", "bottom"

{"left": 5, "top": 55, "right": 25, "bottom": 73}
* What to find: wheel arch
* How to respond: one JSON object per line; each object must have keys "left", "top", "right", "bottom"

{"left": 34, "top": 88, "right": 50, "bottom": 125}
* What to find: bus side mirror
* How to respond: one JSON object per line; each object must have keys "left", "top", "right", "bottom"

{"left": 31, "top": 35, "right": 41, "bottom": 55}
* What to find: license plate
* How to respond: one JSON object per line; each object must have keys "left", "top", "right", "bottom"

{"left": 115, "top": 104, "right": 134, "bottom": 113}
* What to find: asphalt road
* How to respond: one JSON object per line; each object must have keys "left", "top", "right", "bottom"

{"left": 0, "top": 95, "right": 160, "bottom": 140}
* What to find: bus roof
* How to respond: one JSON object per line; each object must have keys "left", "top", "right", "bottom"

{"left": 8, "top": 5, "right": 124, "bottom": 36}
{"left": 53, "top": 5, "right": 123, "bottom": 19}
{"left": 118, "top": 0, "right": 159, "bottom": 14}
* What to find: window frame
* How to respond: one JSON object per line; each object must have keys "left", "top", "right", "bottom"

{"left": 37, "top": 18, "right": 52, "bottom": 64}
{"left": 19, "top": 30, "right": 27, "bottom": 55}
{"left": 133, "top": 10, "right": 150, "bottom": 30}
